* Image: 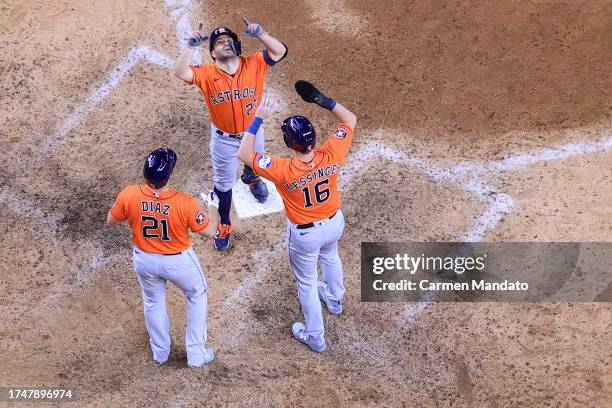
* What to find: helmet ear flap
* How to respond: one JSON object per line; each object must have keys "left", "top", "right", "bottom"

{"left": 231, "top": 39, "right": 242, "bottom": 55}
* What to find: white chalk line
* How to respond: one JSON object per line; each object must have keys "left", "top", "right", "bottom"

{"left": 74, "top": 247, "right": 112, "bottom": 284}
{"left": 41, "top": 0, "right": 209, "bottom": 157}
{"left": 463, "top": 193, "right": 514, "bottom": 243}
{"left": 454, "top": 133, "right": 612, "bottom": 176}
{"left": 40, "top": 44, "right": 175, "bottom": 157}
{"left": 17, "top": 4, "right": 197, "bottom": 322}
{"left": 219, "top": 131, "right": 612, "bottom": 331}
{"left": 15, "top": 2, "right": 203, "bottom": 326}
{"left": 224, "top": 242, "right": 285, "bottom": 309}
{"left": 166, "top": 0, "right": 202, "bottom": 64}
{"left": 353, "top": 132, "right": 612, "bottom": 322}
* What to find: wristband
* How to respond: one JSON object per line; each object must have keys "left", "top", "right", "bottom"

{"left": 316, "top": 94, "right": 336, "bottom": 110}
{"left": 247, "top": 117, "right": 263, "bottom": 135}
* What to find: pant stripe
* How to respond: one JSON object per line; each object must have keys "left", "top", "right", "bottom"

{"left": 186, "top": 249, "right": 207, "bottom": 291}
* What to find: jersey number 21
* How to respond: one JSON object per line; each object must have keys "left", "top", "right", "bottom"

{"left": 141, "top": 215, "right": 171, "bottom": 240}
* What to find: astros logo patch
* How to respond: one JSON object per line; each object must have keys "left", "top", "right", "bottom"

{"left": 196, "top": 212, "right": 207, "bottom": 224}
{"left": 258, "top": 154, "right": 272, "bottom": 168}
{"left": 335, "top": 128, "right": 347, "bottom": 139}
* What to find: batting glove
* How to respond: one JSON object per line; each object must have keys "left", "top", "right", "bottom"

{"left": 201, "top": 191, "right": 220, "bottom": 208}
{"left": 242, "top": 17, "right": 264, "bottom": 38}
{"left": 187, "top": 23, "right": 209, "bottom": 48}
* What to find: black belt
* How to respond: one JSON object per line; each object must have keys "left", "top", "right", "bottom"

{"left": 163, "top": 252, "right": 182, "bottom": 256}
{"left": 296, "top": 212, "right": 337, "bottom": 230}
{"left": 215, "top": 129, "right": 243, "bottom": 140}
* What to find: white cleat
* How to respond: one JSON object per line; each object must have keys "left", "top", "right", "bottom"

{"left": 187, "top": 347, "right": 215, "bottom": 368}
{"left": 292, "top": 322, "right": 326, "bottom": 353}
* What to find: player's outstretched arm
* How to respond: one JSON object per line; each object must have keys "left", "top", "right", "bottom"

{"left": 330, "top": 102, "right": 357, "bottom": 129}
{"left": 237, "top": 93, "right": 279, "bottom": 164}
{"left": 242, "top": 17, "right": 287, "bottom": 62}
{"left": 197, "top": 192, "right": 221, "bottom": 239}
{"left": 294, "top": 80, "right": 357, "bottom": 128}
{"left": 174, "top": 48, "right": 195, "bottom": 82}
{"left": 174, "top": 23, "right": 208, "bottom": 82}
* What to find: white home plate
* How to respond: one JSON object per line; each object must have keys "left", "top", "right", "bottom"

{"left": 203, "top": 178, "right": 285, "bottom": 219}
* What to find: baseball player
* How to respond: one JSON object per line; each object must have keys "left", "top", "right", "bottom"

{"left": 237, "top": 82, "right": 358, "bottom": 352}
{"left": 173, "top": 18, "right": 288, "bottom": 251}
{"left": 106, "top": 148, "right": 220, "bottom": 368}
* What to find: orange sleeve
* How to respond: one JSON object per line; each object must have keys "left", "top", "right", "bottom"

{"left": 187, "top": 196, "right": 210, "bottom": 233}
{"left": 110, "top": 188, "right": 129, "bottom": 221}
{"left": 318, "top": 123, "right": 355, "bottom": 163}
{"left": 247, "top": 51, "right": 270, "bottom": 76}
{"left": 251, "top": 152, "right": 286, "bottom": 184}
{"left": 188, "top": 65, "right": 205, "bottom": 88}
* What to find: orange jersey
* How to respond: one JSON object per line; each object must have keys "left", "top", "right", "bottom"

{"left": 252, "top": 124, "right": 355, "bottom": 224}
{"left": 110, "top": 184, "right": 210, "bottom": 254}
{"left": 190, "top": 51, "right": 271, "bottom": 134}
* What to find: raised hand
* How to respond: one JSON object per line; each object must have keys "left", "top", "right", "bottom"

{"left": 187, "top": 23, "right": 209, "bottom": 48}
{"left": 242, "top": 17, "right": 264, "bottom": 38}
{"left": 255, "top": 93, "right": 280, "bottom": 121}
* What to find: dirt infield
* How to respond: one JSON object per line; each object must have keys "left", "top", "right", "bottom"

{"left": 1, "top": 0, "right": 611, "bottom": 407}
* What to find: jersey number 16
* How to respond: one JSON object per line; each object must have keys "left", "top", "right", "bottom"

{"left": 301, "top": 179, "right": 331, "bottom": 208}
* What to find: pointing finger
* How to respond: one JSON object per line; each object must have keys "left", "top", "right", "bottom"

{"left": 242, "top": 16, "right": 250, "bottom": 26}
{"left": 198, "top": 22, "right": 203, "bottom": 31}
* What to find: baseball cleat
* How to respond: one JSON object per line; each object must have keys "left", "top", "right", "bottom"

{"left": 292, "top": 322, "right": 326, "bottom": 353}
{"left": 187, "top": 347, "right": 215, "bottom": 368}
{"left": 317, "top": 282, "right": 343, "bottom": 315}
{"left": 248, "top": 179, "right": 269, "bottom": 204}
{"left": 213, "top": 224, "right": 232, "bottom": 251}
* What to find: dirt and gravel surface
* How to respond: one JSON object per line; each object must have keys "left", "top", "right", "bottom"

{"left": 1, "top": 0, "right": 610, "bottom": 406}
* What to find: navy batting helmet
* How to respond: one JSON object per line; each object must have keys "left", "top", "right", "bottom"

{"left": 143, "top": 148, "right": 177, "bottom": 188}
{"left": 209, "top": 27, "right": 241, "bottom": 57}
{"left": 281, "top": 115, "right": 317, "bottom": 153}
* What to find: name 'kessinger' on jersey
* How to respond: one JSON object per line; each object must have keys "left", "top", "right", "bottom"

{"left": 236, "top": 80, "right": 358, "bottom": 353}
{"left": 282, "top": 164, "right": 341, "bottom": 191}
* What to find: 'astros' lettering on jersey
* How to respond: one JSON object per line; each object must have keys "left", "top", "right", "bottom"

{"left": 190, "top": 51, "right": 272, "bottom": 134}
{"left": 111, "top": 184, "right": 210, "bottom": 254}
{"left": 252, "top": 123, "right": 355, "bottom": 224}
